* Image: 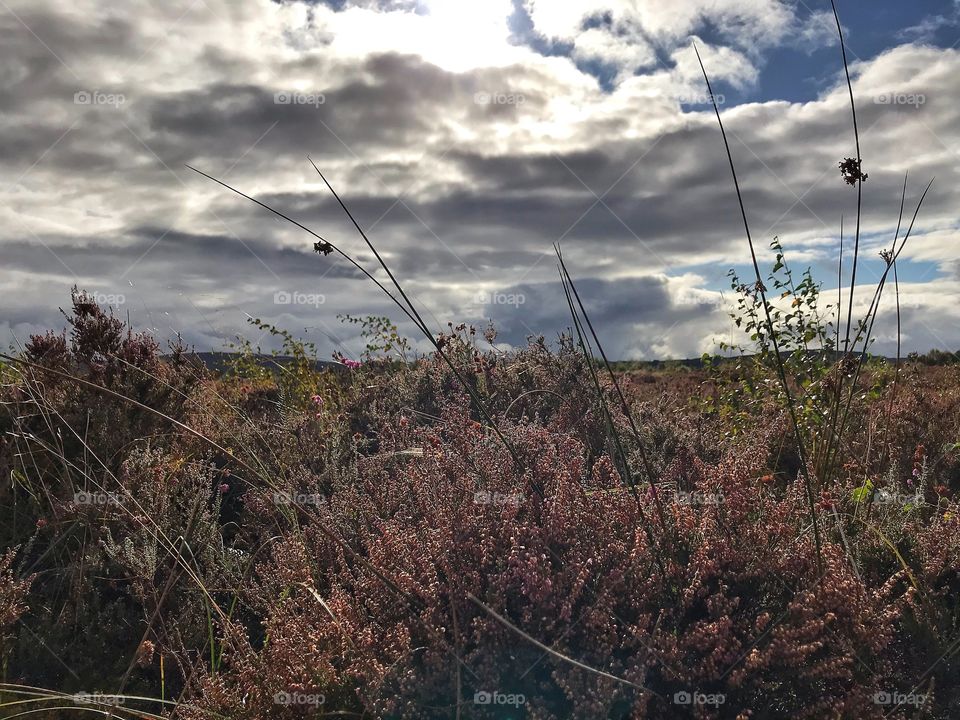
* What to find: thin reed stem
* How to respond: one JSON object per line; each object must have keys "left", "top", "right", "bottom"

{"left": 831, "top": 0, "right": 863, "bottom": 351}
{"left": 187, "top": 164, "right": 528, "bottom": 479}
{"left": 694, "top": 43, "right": 824, "bottom": 570}
{"left": 555, "top": 246, "right": 671, "bottom": 536}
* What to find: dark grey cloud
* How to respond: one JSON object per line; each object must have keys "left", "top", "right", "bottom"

{"left": 467, "top": 275, "right": 727, "bottom": 358}
{"left": 0, "top": 227, "right": 359, "bottom": 281}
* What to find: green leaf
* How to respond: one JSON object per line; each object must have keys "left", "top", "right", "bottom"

{"left": 851, "top": 480, "right": 874, "bottom": 503}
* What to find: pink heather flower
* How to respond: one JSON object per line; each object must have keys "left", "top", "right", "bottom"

{"left": 341, "top": 359, "right": 361, "bottom": 369}
{"left": 311, "top": 394, "right": 323, "bottom": 406}
{"left": 218, "top": 483, "right": 229, "bottom": 494}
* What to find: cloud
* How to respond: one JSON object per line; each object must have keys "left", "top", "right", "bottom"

{"left": 522, "top": 0, "right": 795, "bottom": 48}
{"left": 2, "top": 0, "right": 960, "bottom": 359}
{"left": 790, "top": 10, "right": 839, "bottom": 53}
{"left": 897, "top": 1, "right": 960, "bottom": 42}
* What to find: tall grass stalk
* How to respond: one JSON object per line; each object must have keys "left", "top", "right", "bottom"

{"left": 837, "top": 215, "right": 843, "bottom": 353}
{"left": 188, "top": 164, "right": 529, "bottom": 484}
{"left": 555, "top": 247, "right": 671, "bottom": 537}
{"left": 465, "top": 593, "right": 656, "bottom": 697}
{"left": 818, "top": 0, "right": 865, "bottom": 491}
{"left": 879, "top": 174, "right": 909, "bottom": 454}
{"left": 694, "top": 44, "right": 825, "bottom": 570}
{"left": 826, "top": 179, "right": 933, "bottom": 494}
{"left": 831, "top": 0, "right": 864, "bottom": 353}
{"left": 557, "top": 264, "right": 668, "bottom": 577}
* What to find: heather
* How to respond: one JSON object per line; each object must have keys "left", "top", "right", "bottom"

{"left": 3, "top": 7, "right": 960, "bottom": 719}
{"left": 0, "top": 289, "right": 959, "bottom": 719}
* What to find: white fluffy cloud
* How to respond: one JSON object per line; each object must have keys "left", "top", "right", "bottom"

{"left": 523, "top": 0, "right": 794, "bottom": 46}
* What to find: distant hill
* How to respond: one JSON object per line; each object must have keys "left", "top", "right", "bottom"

{"left": 611, "top": 350, "right": 910, "bottom": 372}
{"left": 174, "top": 349, "right": 950, "bottom": 376}
{"left": 180, "top": 351, "right": 339, "bottom": 374}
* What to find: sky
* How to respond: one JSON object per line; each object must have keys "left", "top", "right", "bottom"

{"left": 2, "top": 0, "right": 960, "bottom": 360}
